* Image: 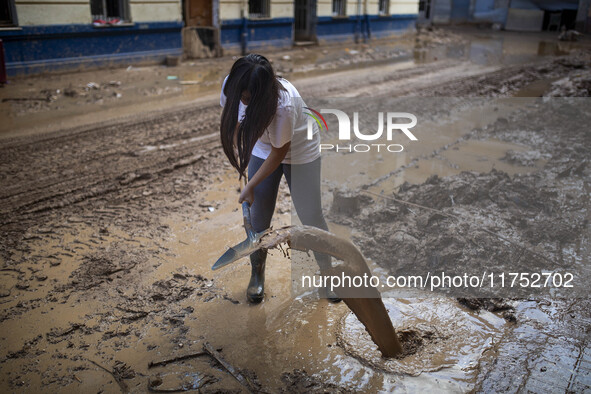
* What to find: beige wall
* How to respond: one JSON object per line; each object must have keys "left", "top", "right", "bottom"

{"left": 15, "top": 0, "right": 417, "bottom": 27}
{"left": 220, "top": 0, "right": 293, "bottom": 21}
{"left": 389, "top": 0, "right": 418, "bottom": 15}
{"left": 220, "top": 0, "right": 243, "bottom": 20}
{"left": 15, "top": 1, "right": 91, "bottom": 25}
{"left": 14, "top": 0, "right": 182, "bottom": 26}
{"left": 317, "top": 0, "right": 333, "bottom": 17}
{"left": 317, "top": 0, "right": 417, "bottom": 18}
{"left": 129, "top": 0, "right": 182, "bottom": 22}
{"left": 271, "top": 0, "right": 293, "bottom": 18}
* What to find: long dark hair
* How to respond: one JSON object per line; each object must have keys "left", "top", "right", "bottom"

{"left": 220, "top": 53, "right": 285, "bottom": 180}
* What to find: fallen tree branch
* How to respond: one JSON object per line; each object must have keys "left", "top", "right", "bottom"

{"left": 202, "top": 342, "right": 258, "bottom": 393}
{"left": 229, "top": 225, "right": 404, "bottom": 358}
{"left": 148, "top": 351, "right": 208, "bottom": 369}
{"left": 86, "top": 358, "right": 129, "bottom": 393}
{"left": 147, "top": 375, "right": 217, "bottom": 392}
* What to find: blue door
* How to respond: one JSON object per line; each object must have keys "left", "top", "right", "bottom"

{"left": 451, "top": 0, "right": 471, "bottom": 22}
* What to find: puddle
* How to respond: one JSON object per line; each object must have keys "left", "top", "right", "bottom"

{"left": 337, "top": 298, "right": 506, "bottom": 386}
{"left": 318, "top": 97, "right": 544, "bottom": 196}
{"left": 513, "top": 78, "right": 559, "bottom": 97}
{"left": 414, "top": 30, "right": 591, "bottom": 67}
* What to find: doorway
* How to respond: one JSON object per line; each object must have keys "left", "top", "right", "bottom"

{"left": 185, "top": 0, "right": 212, "bottom": 26}
{"left": 182, "top": 0, "right": 222, "bottom": 58}
{"left": 418, "top": 0, "right": 433, "bottom": 24}
{"left": 294, "top": 0, "right": 317, "bottom": 43}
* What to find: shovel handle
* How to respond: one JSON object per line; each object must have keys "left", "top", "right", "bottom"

{"left": 242, "top": 201, "right": 254, "bottom": 234}
{"left": 240, "top": 177, "right": 255, "bottom": 234}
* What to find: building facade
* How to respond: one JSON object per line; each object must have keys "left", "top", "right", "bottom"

{"left": 417, "top": 0, "right": 589, "bottom": 32}
{"left": 0, "top": 0, "right": 184, "bottom": 75}
{"left": 0, "top": 0, "right": 419, "bottom": 76}
{"left": 219, "top": 0, "right": 418, "bottom": 53}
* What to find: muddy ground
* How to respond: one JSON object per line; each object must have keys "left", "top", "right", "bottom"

{"left": 1, "top": 27, "right": 591, "bottom": 392}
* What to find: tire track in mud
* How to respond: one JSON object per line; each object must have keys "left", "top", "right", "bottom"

{"left": 0, "top": 104, "right": 223, "bottom": 230}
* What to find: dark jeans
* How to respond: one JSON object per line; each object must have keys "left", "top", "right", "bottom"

{"left": 248, "top": 155, "right": 331, "bottom": 268}
{"left": 248, "top": 155, "right": 328, "bottom": 232}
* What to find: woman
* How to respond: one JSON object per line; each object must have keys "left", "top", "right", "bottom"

{"left": 219, "top": 53, "right": 340, "bottom": 304}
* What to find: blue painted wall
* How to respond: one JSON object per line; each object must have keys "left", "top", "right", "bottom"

{"left": 366, "top": 14, "right": 418, "bottom": 38}
{"left": 220, "top": 14, "right": 417, "bottom": 51}
{"left": 0, "top": 21, "right": 183, "bottom": 76}
{"left": 451, "top": 0, "right": 471, "bottom": 21}
{"left": 316, "top": 16, "right": 358, "bottom": 40}
{"left": 221, "top": 17, "right": 293, "bottom": 52}
{"left": 317, "top": 15, "right": 417, "bottom": 42}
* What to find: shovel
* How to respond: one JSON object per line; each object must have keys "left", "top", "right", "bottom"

{"left": 212, "top": 180, "right": 269, "bottom": 271}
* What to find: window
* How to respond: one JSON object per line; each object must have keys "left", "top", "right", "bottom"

{"left": 0, "top": 0, "right": 18, "bottom": 27}
{"left": 90, "top": 0, "right": 131, "bottom": 25}
{"left": 332, "top": 0, "right": 346, "bottom": 16}
{"left": 379, "top": 0, "right": 389, "bottom": 15}
{"left": 249, "top": 0, "right": 270, "bottom": 18}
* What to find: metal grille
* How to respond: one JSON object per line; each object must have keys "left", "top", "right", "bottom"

{"left": 249, "top": 0, "right": 270, "bottom": 18}
{"left": 332, "top": 0, "right": 346, "bottom": 16}
{"left": 379, "top": 0, "right": 389, "bottom": 15}
{"left": 90, "top": 0, "right": 131, "bottom": 22}
{"left": 0, "top": 0, "right": 17, "bottom": 26}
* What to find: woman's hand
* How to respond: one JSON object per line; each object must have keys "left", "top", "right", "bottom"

{"left": 238, "top": 183, "right": 255, "bottom": 205}
{"left": 237, "top": 142, "right": 290, "bottom": 206}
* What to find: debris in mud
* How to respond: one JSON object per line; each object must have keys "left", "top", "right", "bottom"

{"left": 150, "top": 273, "right": 215, "bottom": 302}
{"left": 415, "top": 27, "right": 467, "bottom": 48}
{"left": 558, "top": 28, "right": 582, "bottom": 42}
{"left": 147, "top": 373, "right": 218, "bottom": 392}
{"left": 67, "top": 245, "right": 141, "bottom": 290}
{"left": 280, "top": 369, "right": 352, "bottom": 393}
{"left": 113, "top": 360, "right": 136, "bottom": 380}
{"left": 86, "top": 358, "right": 131, "bottom": 392}
{"left": 337, "top": 166, "right": 588, "bottom": 299}
{"left": 109, "top": 270, "right": 222, "bottom": 328}
{"left": 63, "top": 86, "right": 78, "bottom": 97}
{"left": 544, "top": 70, "right": 591, "bottom": 97}
{"left": 395, "top": 328, "right": 432, "bottom": 358}
{"left": 3, "top": 335, "right": 43, "bottom": 361}
{"left": 203, "top": 342, "right": 262, "bottom": 393}
{"left": 501, "top": 149, "right": 544, "bottom": 167}
{"left": 337, "top": 297, "right": 507, "bottom": 379}
{"left": 428, "top": 50, "right": 591, "bottom": 97}
{"left": 330, "top": 188, "right": 372, "bottom": 216}
{"left": 458, "top": 298, "right": 517, "bottom": 322}
{"left": 338, "top": 318, "right": 446, "bottom": 375}
{"left": 148, "top": 350, "right": 208, "bottom": 369}
{"left": 46, "top": 323, "right": 87, "bottom": 344}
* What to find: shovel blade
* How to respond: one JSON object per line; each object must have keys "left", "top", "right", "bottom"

{"left": 212, "top": 238, "right": 256, "bottom": 270}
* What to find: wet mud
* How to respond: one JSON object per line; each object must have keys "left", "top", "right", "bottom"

{"left": 337, "top": 298, "right": 505, "bottom": 380}
{"left": 1, "top": 28, "right": 591, "bottom": 392}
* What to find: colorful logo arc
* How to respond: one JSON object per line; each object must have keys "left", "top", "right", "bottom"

{"left": 304, "top": 107, "right": 328, "bottom": 131}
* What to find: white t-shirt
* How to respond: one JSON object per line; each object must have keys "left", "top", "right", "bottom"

{"left": 220, "top": 76, "right": 320, "bottom": 165}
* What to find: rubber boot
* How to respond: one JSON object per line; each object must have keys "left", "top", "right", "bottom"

{"left": 246, "top": 249, "right": 266, "bottom": 304}
{"left": 315, "top": 252, "right": 342, "bottom": 303}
